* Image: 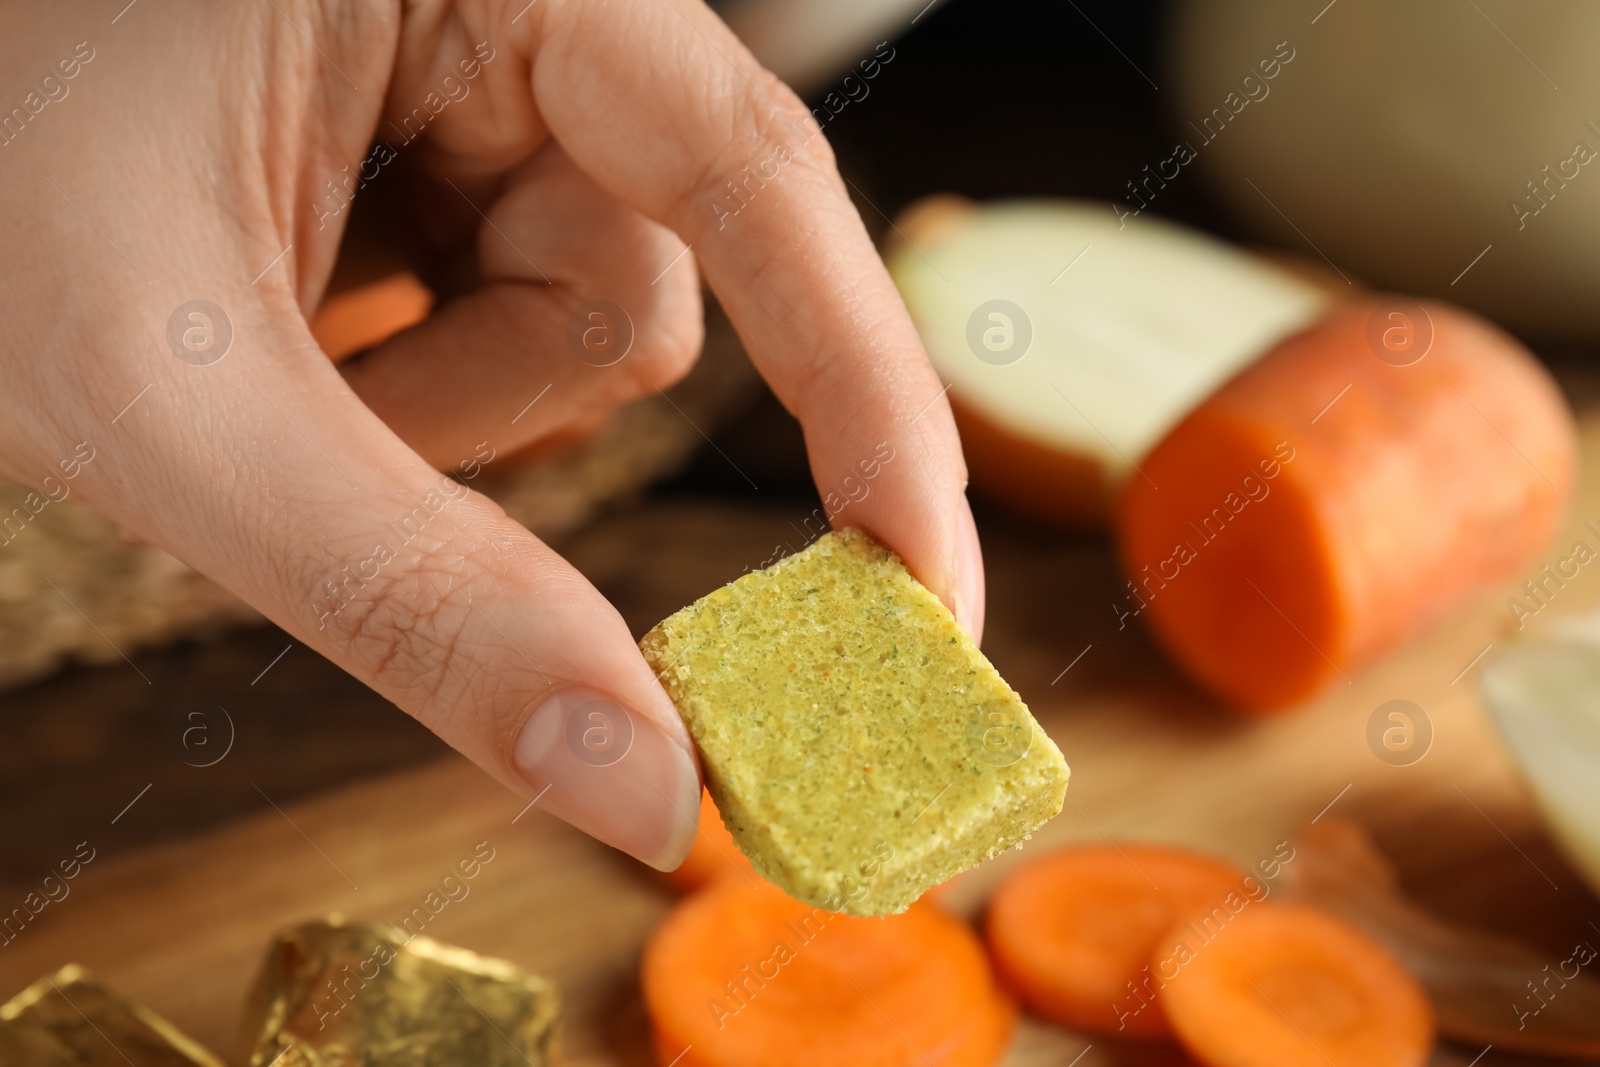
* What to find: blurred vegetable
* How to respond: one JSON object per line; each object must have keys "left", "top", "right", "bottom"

{"left": 1284, "top": 819, "right": 1600, "bottom": 1057}
{"left": 309, "top": 271, "right": 433, "bottom": 361}
{"left": 886, "top": 197, "right": 1329, "bottom": 525}
{"left": 1481, "top": 614, "right": 1600, "bottom": 898}
{"left": 984, "top": 843, "right": 1252, "bottom": 1038}
{"left": 1158, "top": 902, "right": 1434, "bottom": 1067}
{"left": 642, "top": 878, "right": 1014, "bottom": 1067}
{"left": 1118, "top": 298, "right": 1575, "bottom": 711}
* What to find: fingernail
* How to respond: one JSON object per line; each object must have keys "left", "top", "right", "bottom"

{"left": 954, "top": 493, "right": 986, "bottom": 645}
{"left": 513, "top": 688, "right": 700, "bottom": 871}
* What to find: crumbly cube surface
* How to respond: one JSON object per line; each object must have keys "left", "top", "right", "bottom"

{"left": 640, "top": 527, "right": 1069, "bottom": 915}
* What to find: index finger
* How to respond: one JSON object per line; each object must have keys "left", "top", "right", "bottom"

{"left": 514, "top": 0, "right": 980, "bottom": 634}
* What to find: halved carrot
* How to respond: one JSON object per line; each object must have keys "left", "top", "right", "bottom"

{"left": 1158, "top": 903, "right": 1433, "bottom": 1067}
{"left": 984, "top": 843, "right": 1250, "bottom": 1038}
{"left": 309, "top": 272, "right": 433, "bottom": 362}
{"left": 662, "top": 789, "right": 759, "bottom": 893}
{"left": 642, "top": 878, "right": 1015, "bottom": 1067}
{"left": 1117, "top": 298, "right": 1575, "bottom": 711}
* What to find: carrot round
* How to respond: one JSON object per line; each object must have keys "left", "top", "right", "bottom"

{"left": 309, "top": 271, "right": 433, "bottom": 362}
{"left": 662, "top": 790, "right": 758, "bottom": 893}
{"left": 1158, "top": 903, "right": 1433, "bottom": 1067}
{"left": 643, "top": 878, "right": 1014, "bottom": 1067}
{"left": 1117, "top": 298, "right": 1575, "bottom": 711}
{"left": 984, "top": 843, "right": 1250, "bottom": 1038}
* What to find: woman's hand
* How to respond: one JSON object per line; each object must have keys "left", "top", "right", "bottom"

{"left": 0, "top": 0, "right": 979, "bottom": 870}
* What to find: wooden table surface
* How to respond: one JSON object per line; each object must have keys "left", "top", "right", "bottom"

{"left": 5, "top": 416, "right": 1600, "bottom": 1067}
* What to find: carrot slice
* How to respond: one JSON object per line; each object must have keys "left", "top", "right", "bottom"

{"left": 1117, "top": 298, "right": 1575, "bottom": 711}
{"left": 662, "top": 790, "right": 759, "bottom": 892}
{"left": 985, "top": 843, "right": 1251, "bottom": 1038}
{"left": 1158, "top": 903, "right": 1433, "bottom": 1067}
{"left": 643, "top": 878, "right": 1015, "bottom": 1067}
{"left": 309, "top": 272, "right": 433, "bottom": 362}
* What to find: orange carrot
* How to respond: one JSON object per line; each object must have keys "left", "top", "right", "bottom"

{"left": 642, "top": 878, "right": 1015, "bottom": 1067}
{"left": 309, "top": 272, "right": 433, "bottom": 362}
{"left": 985, "top": 843, "right": 1251, "bottom": 1038}
{"left": 924, "top": 866, "right": 973, "bottom": 909}
{"left": 662, "top": 790, "right": 759, "bottom": 893}
{"left": 1117, "top": 298, "right": 1575, "bottom": 711}
{"left": 1157, "top": 903, "right": 1434, "bottom": 1067}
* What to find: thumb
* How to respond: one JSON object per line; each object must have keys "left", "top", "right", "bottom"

{"left": 84, "top": 297, "right": 702, "bottom": 870}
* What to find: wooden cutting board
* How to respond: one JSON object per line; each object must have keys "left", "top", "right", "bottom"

{"left": 6, "top": 418, "right": 1600, "bottom": 1067}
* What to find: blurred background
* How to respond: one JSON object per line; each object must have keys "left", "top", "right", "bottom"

{"left": 6, "top": 1, "right": 1600, "bottom": 1064}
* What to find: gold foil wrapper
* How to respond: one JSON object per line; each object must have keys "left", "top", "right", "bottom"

{"left": 240, "top": 918, "right": 560, "bottom": 1067}
{"left": 0, "top": 964, "right": 226, "bottom": 1067}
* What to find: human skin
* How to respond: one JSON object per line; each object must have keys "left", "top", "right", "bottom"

{"left": 0, "top": 0, "right": 981, "bottom": 870}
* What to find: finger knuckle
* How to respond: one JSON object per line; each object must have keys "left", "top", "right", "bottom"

{"left": 306, "top": 533, "right": 516, "bottom": 730}
{"left": 628, "top": 296, "right": 704, "bottom": 393}
{"left": 673, "top": 70, "right": 837, "bottom": 233}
